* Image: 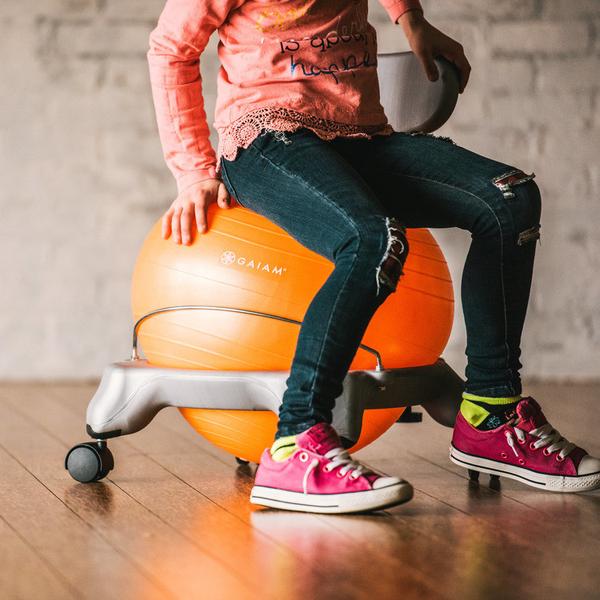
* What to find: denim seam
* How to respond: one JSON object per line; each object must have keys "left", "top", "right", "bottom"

{"left": 305, "top": 250, "right": 359, "bottom": 402}
{"left": 248, "top": 142, "right": 365, "bottom": 418}
{"left": 384, "top": 172, "right": 515, "bottom": 392}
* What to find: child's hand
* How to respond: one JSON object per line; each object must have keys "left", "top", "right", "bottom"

{"left": 162, "top": 178, "right": 231, "bottom": 245}
{"left": 398, "top": 10, "right": 471, "bottom": 94}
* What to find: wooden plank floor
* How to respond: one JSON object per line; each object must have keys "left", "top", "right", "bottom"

{"left": 1, "top": 381, "right": 599, "bottom": 600}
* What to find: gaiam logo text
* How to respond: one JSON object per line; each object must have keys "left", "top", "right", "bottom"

{"left": 220, "top": 250, "right": 287, "bottom": 276}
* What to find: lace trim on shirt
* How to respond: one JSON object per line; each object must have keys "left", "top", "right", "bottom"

{"left": 216, "top": 106, "right": 394, "bottom": 174}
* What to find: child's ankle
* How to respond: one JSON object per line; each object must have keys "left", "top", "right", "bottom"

{"left": 270, "top": 434, "right": 298, "bottom": 461}
{"left": 460, "top": 391, "right": 521, "bottom": 430}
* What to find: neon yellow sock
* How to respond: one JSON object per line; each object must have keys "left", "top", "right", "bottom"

{"left": 270, "top": 434, "right": 298, "bottom": 462}
{"left": 460, "top": 392, "right": 521, "bottom": 429}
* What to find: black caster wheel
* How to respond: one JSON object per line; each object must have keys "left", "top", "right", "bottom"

{"left": 65, "top": 440, "right": 114, "bottom": 483}
{"left": 467, "top": 469, "right": 501, "bottom": 490}
{"left": 235, "top": 457, "right": 250, "bottom": 465}
{"left": 468, "top": 469, "right": 480, "bottom": 482}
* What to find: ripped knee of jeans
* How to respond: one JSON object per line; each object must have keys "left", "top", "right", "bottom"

{"left": 491, "top": 168, "right": 536, "bottom": 200}
{"left": 516, "top": 225, "right": 541, "bottom": 246}
{"left": 491, "top": 168, "right": 541, "bottom": 246}
{"left": 375, "top": 216, "right": 409, "bottom": 297}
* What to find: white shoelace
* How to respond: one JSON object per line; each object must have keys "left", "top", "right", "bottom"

{"left": 301, "top": 447, "right": 374, "bottom": 494}
{"left": 505, "top": 416, "right": 576, "bottom": 461}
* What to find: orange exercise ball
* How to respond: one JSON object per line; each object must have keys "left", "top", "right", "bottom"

{"left": 131, "top": 204, "right": 454, "bottom": 462}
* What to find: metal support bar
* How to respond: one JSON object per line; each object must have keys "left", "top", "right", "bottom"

{"left": 131, "top": 305, "right": 384, "bottom": 370}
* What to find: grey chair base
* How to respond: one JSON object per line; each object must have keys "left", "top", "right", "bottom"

{"left": 83, "top": 357, "right": 464, "bottom": 443}
{"left": 65, "top": 356, "right": 464, "bottom": 483}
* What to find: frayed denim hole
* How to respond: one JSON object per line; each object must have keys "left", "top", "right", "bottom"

{"left": 408, "top": 131, "right": 456, "bottom": 145}
{"left": 375, "top": 216, "right": 409, "bottom": 297}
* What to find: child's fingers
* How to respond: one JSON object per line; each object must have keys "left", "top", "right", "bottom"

{"left": 181, "top": 207, "right": 193, "bottom": 245}
{"left": 440, "top": 43, "right": 470, "bottom": 93}
{"left": 195, "top": 200, "right": 208, "bottom": 234}
{"left": 194, "top": 202, "right": 203, "bottom": 233}
{"left": 171, "top": 205, "right": 183, "bottom": 244}
{"left": 216, "top": 183, "right": 231, "bottom": 208}
{"left": 202, "top": 204, "right": 209, "bottom": 233}
{"left": 416, "top": 48, "right": 439, "bottom": 82}
{"left": 162, "top": 209, "right": 173, "bottom": 239}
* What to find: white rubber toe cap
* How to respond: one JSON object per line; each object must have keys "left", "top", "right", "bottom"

{"left": 578, "top": 455, "right": 600, "bottom": 476}
{"left": 372, "top": 476, "right": 405, "bottom": 489}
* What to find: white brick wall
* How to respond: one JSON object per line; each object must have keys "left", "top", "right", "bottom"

{"left": 490, "top": 22, "right": 590, "bottom": 55}
{"left": 0, "top": 0, "right": 598, "bottom": 381}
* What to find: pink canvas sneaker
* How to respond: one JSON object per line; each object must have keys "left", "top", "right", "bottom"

{"left": 250, "top": 422, "right": 413, "bottom": 513}
{"left": 450, "top": 396, "right": 600, "bottom": 492}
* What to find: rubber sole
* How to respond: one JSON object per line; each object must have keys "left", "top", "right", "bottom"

{"left": 449, "top": 444, "right": 600, "bottom": 493}
{"left": 250, "top": 481, "right": 414, "bottom": 514}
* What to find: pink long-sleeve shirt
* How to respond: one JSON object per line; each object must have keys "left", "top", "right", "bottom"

{"left": 148, "top": 0, "right": 423, "bottom": 194}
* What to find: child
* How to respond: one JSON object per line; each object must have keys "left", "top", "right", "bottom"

{"left": 147, "top": 0, "right": 600, "bottom": 513}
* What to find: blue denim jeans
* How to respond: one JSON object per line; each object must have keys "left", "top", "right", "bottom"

{"left": 219, "top": 127, "right": 542, "bottom": 438}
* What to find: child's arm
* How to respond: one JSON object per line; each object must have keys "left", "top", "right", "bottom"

{"left": 397, "top": 8, "right": 471, "bottom": 94}
{"left": 377, "top": 0, "right": 424, "bottom": 25}
{"left": 148, "top": 0, "right": 243, "bottom": 244}
{"left": 378, "top": 0, "right": 471, "bottom": 93}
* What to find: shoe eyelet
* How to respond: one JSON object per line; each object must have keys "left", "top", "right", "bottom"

{"left": 349, "top": 472, "right": 360, "bottom": 480}
{"left": 518, "top": 458, "right": 526, "bottom": 465}
{"left": 556, "top": 455, "right": 565, "bottom": 462}
{"left": 500, "top": 452, "right": 508, "bottom": 459}
{"left": 336, "top": 470, "right": 345, "bottom": 478}
{"left": 298, "top": 451, "right": 309, "bottom": 463}
{"left": 517, "top": 437, "right": 526, "bottom": 445}
{"left": 530, "top": 442, "right": 537, "bottom": 451}
{"left": 323, "top": 464, "right": 333, "bottom": 472}
{"left": 542, "top": 448, "right": 551, "bottom": 457}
